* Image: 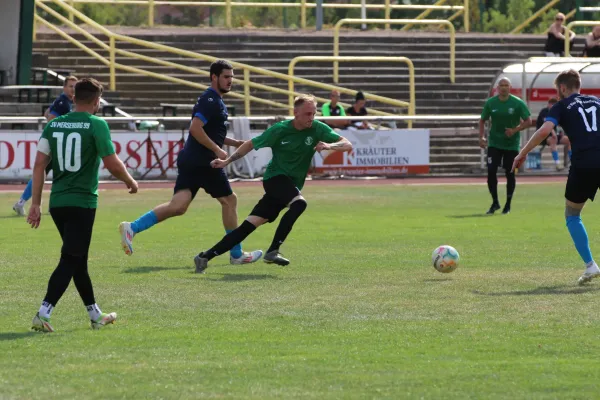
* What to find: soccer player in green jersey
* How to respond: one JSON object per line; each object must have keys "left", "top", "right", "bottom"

{"left": 479, "top": 78, "right": 533, "bottom": 215}
{"left": 193, "top": 94, "right": 353, "bottom": 272}
{"left": 27, "top": 78, "right": 138, "bottom": 332}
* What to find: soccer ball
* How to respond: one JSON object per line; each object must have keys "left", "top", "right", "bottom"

{"left": 432, "top": 245, "right": 459, "bottom": 273}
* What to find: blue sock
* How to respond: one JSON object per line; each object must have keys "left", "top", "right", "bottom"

{"left": 566, "top": 216, "right": 593, "bottom": 264}
{"left": 551, "top": 151, "right": 559, "bottom": 162}
{"left": 131, "top": 211, "right": 158, "bottom": 234}
{"left": 21, "top": 179, "right": 33, "bottom": 202}
{"left": 228, "top": 229, "right": 243, "bottom": 258}
{"left": 568, "top": 150, "right": 572, "bottom": 160}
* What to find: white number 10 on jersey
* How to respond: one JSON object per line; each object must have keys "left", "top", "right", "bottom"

{"left": 53, "top": 132, "right": 82, "bottom": 172}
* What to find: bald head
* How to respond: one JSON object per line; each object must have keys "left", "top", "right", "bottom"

{"left": 497, "top": 78, "right": 511, "bottom": 98}
{"left": 330, "top": 90, "right": 340, "bottom": 106}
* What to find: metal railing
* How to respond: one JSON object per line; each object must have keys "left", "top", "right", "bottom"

{"left": 288, "top": 56, "right": 414, "bottom": 127}
{"left": 333, "top": 18, "right": 455, "bottom": 84}
{"left": 565, "top": 20, "right": 600, "bottom": 56}
{"left": 509, "top": 0, "right": 561, "bottom": 34}
{"left": 36, "top": 0, "right": 469, "bottom": 31}
{"left": 35, "top": 0, "right": 406, "bottom": 116}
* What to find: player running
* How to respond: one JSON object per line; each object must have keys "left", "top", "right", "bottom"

{"left": 193, "top": 94, "right": 353, "bottom": 273}
{"left": 479, "top": 78, "right": 533, "bottom": 215}
{"left": 118, "top": 60, "right": 262, "bottom": 265}
{"left": 512, "top": 69, "right": 600, "bottom": 285}
{"left": 13, "top": 76, "right": 78, "bottom": 216}
{"left": 28, "top": 78, "right": 138, "bottom": 332}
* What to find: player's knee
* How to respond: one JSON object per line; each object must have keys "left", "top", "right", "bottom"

{"left": 172, "top": 203, "right": 189, "bottom": 216}
{"left": 565, "top": 205, "right": 582, "bottom": 219}
{"left": 289, "top": 198, "right": 307, "bottom": 214}
{"left": 217, "top": 193, "right": 237, "bottom": 209}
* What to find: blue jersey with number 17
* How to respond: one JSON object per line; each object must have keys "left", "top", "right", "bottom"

{"left": 546, "top": 93, "right": 600, "bottom": 168}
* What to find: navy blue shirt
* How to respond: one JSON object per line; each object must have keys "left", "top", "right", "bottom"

{"left": 547, "top": 93, "right": 600, "bottom": 168}
{"left": 178, "top": 88, "right": 229, "bottom": 168}
{"left": 48, "top": 93, "right": 73, "bottom": 117}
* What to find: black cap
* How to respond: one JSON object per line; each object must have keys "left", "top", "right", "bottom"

{"left": 355, "top": 91, "right": 365, "bottom": 101}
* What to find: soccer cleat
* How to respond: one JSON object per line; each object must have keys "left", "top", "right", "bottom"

{"left": 556, "top": 164, "right": 564, "bottom": 171}
{"left": 91, "top": 312, "right": 117, "bottom": 330}
{"left": 119, "top": 222, "right": 134, "bottom": 255}
{"left": 486, "top": 203, "right": 501, "bottom": 215}
{"left": 502, "top": 205, "right": 511, "bottom": 215}
{"left": 577, "top": 269, "right": 600, "bottom": 286}
{"left": 32, "top": 313, "right": 54, "bottom": 333}
{"left": 230, "top": 250, "right": 264, "bottom": 265}
{"left": 194, "top": 253, "right": 209, "bottom": 274}
{"left": 13, "top": 202, "right": 25, "bottom": 217}
{"left": 263, "top": 250, "right": 290, "bottom": 266}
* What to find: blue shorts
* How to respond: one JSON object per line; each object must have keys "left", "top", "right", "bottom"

{"left": 174, "top": 166, "right": 232, "bottom": 199}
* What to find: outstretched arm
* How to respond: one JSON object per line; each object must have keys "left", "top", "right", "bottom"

{"left": 210, "top": 140, "right": 255, "bottom": 168}
{"left": 315, "top": 136, "right": 353, "bottom": 152}
{"left": 511, "top": 121, "right": 555, "bottom": 171}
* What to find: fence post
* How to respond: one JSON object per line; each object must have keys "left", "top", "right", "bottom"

{"left": 244, "top": 69, "right": 250, "bottom": 116}
{"left": 109, "top": 36, "right": 116, "bottom": 91}
{"left": 463, "top": 0, "right": 469, "bottom": 32}
{"left": 148, "top": 0, "right": 154, "bottom": 27}
{"left": 226, "top": 0, "right": 232, "bottom": 28}
{"left": 316, "top": 0, "right": 323, "bottom": 31}
{"left": 68, "top": 0, "right": 74, "bottom": 22}
{"left": 301, "top": 0, "right": 307, "bottom": 29}
{"left": 384, "top": 0, "right": 390, "bottom": 29}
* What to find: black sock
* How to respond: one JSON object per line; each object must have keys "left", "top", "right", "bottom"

{"left": 487, "top": 168, "right": 499, "bottom": 205}
{"left": 202, "top": 221, "right": 256, "bottom": 261}
{"left": 267, "top": 200, "right": 307, "bottom": 253}
{"left": 43, "top": 253, "right": 77, "bottom": 306}
{"left": 505, "top": 172, "right": 516, "bottom": 207}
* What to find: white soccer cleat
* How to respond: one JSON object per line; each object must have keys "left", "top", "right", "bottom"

{"left": 578, "top": 270, "right": 600, "bottom": 286}
{"left": 91, "top": 312, "right": 117, "bottom": 330}
{"left": 230, "top": 250, "right": 263, "bottom": 265}
{"left": 119, "top": 222, "right": 134, "bottom": 256}
{"left": 13, "top": 202, "right": 25, "bottom": 217}
{"left": 31, "top": 313, "right": 54, "bottom": 333}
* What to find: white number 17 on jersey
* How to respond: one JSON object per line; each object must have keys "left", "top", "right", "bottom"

{"left": 578, "top": 106, "right": 598, "bottom": 132}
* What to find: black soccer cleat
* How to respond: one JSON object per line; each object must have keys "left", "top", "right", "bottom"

{"left": 486, "top": 203, "right": 501, "bottom": 215}
{"left": 263, "top": 250, "right": 290, "bottom": 266}
{"left": 502, "top": 205, "right": 511, "bottom": 215}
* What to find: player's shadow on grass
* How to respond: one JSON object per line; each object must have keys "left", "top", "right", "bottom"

{"left": 423, "top": 278, "right": 453, "bottom": 282}
{"left": 447, "top": 214, "right": 494, "bottom": 219}
{"left": 206, "top": 273, "right": 278, "bottom": 282}
{"left": 122, "top": 266, "right": 191, "bottom": 274}
{"left": 473, "top": 285, "right": 600, "bottom": 296}
{"left": 0, "top": 332, "right": 38, "bottom": 341}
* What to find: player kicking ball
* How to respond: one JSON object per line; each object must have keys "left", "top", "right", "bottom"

{"left": 193, "top": 94, "right": 353, "bottom": 273}
{"left": 512, "top": 69, "right": 600, "bottom": 285}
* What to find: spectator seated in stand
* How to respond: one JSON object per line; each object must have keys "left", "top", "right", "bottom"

{"left": 583, "top": 26, "right": 600, "bottom": 58}
{"left": 345, "top": 91, "right": 373, "bottom": 130}
{"left": 544, "top": 12, "right": 575, "bottom": 57}
{"left": 321, "top": 90, "right": 349, "bottom": 130}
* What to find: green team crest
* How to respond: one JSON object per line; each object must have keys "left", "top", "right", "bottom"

{"left": 305, "top": 136, "right": 314, "bottom": 145}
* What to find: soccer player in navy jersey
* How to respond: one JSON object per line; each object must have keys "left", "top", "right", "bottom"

{"left": 13, "top": 76, "right": 78, "bottom": 217}
{"left": 513, "top": 69, "right": 600, "bottom": 285}
{"left": 119, "top": 60, "right": 262, "bottom": 265}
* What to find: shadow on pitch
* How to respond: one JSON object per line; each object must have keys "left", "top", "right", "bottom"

{"left": 0, "top": 332, "right": 38, "bottom": 341}
{"left": 205, "top": 273, "right": 279, "bottom": 282}
{"left": 447, "top": 214, "right": 492, "bottom": 219}
{"left": 423, "top": 278, "right": 453, "bottom": 282}
{"left": 473, "top": 285, "right": 600, "bottom": 296}
{"left": 123, "top": 266, "right": 191, "bottom": 274}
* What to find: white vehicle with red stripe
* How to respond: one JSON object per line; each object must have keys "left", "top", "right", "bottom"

{"left": 489, "top": 57, "right": 600, "bottom": 117}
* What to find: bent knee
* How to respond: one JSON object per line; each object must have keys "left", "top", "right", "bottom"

{"left": 217, "top": 193, "right": 238, "bottom": 208}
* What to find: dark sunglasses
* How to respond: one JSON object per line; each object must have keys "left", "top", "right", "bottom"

{"left": 556, "top": 18, "right": 564, "bottom": 21}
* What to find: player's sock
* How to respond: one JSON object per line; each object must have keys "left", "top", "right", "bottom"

{"left": 227, "top": 229, "right": 243, "bottom": 259}
{"left": 21, "top": 179, "right": 33, "bottom": 202}
{"left": 551, "top": 151, "right": 560, "bottom": 163}
{"left": 566, "top": 215, "right": 593, "bottom": 264}
{"left": 38, "top": 301, "right": 54, "bottom": 319}
{"left": 202, "top": 221, "right": 256, "bottom": 261}
{"left": 86, "top": 304, "right": 102, "bottom": 321}
{"left": 505, "top": 172, "right": 515, "bottom": 206}
{"left": 568, "top": 150, "right": 572, "bottom": 160}
{"left": 267, "top": 200, "right": 307, "bottom": 253}
{"left": 487, "top": 171, "right": 499, "bottom": 205}
{"left": 131, "top": 210, "right": 158, "bottom": 234}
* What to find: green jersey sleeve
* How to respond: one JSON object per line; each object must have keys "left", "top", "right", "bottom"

{"left": 481, "top": 98, "right": 491, "bottom": 120}
{"left": 519, "top": 98, "right": 531, "bottom": 119}
{"left": 317, "top": 121, "right": 342, "bottom": 143}
{"left": 321, "top": 102, "right": 332, "bottom": 116}
{"left": 252, "top": 123, "right": 281, "bottom": 150}
{"left": 93, "top": 118, "right": 115, "bottom": 158}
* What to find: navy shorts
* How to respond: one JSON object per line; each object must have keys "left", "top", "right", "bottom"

{"left": 174, "top": 165, "right": 232, "bottom": 199}
{"left": 250, "top": 175, "right": 300, "bottom": 223}
{"left": 565, "top": 167, "right": 600, "bottom": 203}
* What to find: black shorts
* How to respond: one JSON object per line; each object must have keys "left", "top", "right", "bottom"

{"left": 487, "top": 147, "right": 518, "bottom": 172}
{"left": 50, "top": 207, "right": 96, "bottom": 258}
{"left": 174, "top": 165, "right": 233, "bottom": 200}
{"left": 565, "top": 167, "right": 600, "bottom": 203}
{"left": 250, "top": 175, "right": 300, "bottom": 223}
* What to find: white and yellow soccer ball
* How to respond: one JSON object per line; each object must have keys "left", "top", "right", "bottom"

{"left": 432, "top": 245, "right": 459, "bottom": 273}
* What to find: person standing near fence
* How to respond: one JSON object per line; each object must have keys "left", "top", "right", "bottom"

{"left": 479, "top": 78, "right": 532, "bottom": 215}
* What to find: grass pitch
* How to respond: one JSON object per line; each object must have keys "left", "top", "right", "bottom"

{"left": 1, "top": 181, "right": 599, "bottom": 399}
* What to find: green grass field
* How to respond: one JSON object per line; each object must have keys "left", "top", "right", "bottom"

{"left": 1, "top": 181, "right": 600, "bottom": 399}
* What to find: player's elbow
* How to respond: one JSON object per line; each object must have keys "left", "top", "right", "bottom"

{"left": 102, "top": 154, "right": 124, "bottom": 175}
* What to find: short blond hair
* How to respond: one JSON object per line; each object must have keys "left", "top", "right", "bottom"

{"left": 294, "top": 94, "right": 317, "bottom": 108}
{"left": 554, "top": 69, "right": 581, "bottom": 91}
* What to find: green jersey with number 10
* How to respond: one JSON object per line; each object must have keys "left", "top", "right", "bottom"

{"left": 37, "top": 112, "right": 115, "bottom": 208}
